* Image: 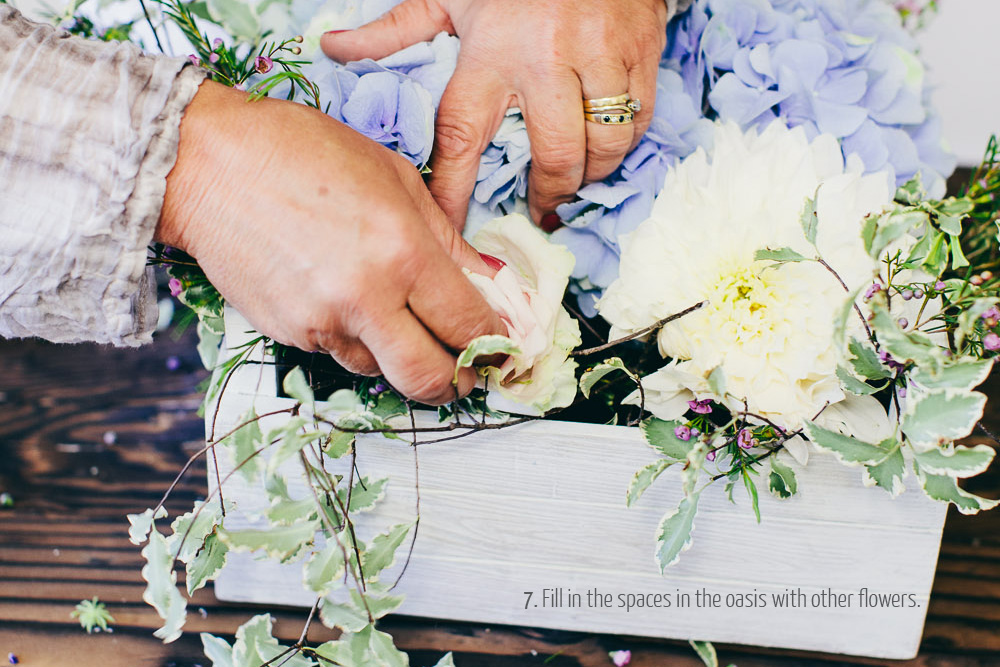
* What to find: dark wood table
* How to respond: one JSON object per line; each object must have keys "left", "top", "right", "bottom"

{"left": 2, "top": 326, "right": 999, "bottom": 667}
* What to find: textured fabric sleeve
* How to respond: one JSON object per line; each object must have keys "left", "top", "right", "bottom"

{"left": 0, "top": 6, "right": 207, "bottom": 347}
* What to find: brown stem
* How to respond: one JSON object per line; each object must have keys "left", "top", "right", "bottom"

{"left": 571, "top": 301, "right": 706, "bottom": 357}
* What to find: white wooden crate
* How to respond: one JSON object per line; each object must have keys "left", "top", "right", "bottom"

{"left": 210, "top": 309, "right": 947, "bottom": 660}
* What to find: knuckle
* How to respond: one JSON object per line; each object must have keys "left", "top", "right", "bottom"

{"left": 587, "top": 135, "right": 632, "bottom": 165}
{"left": 532, "top": 143, "right": 582, "bottom": 176}
{"left": 434, "top": 116, "right": 484, "bottom": 158}
{"left": 396, "top": 365, "right": 455, "bottom": 405}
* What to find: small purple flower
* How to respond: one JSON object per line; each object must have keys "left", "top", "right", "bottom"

{"left": 168, "top": 278, "right": 183, "bottom": 297}
{"left": 878, "top": 349, "right": 906, "bottom": 371}
{"left": 609, "top": 650, "right": 632, "bottom": 667}
{"left": 984, "top": 333, "right": 1000, "bottom": 352}
{"left": 898, "top": 317, "right": 909, "bottom": 329}
{"left": 688, "top": 399, "right": 713, "bottom": 415}
{"left": 737, "top": 428, "right": 754, "bottom": 449}
{"left": 165, "top": 356, "right": 181, "bottom": 371}
{"left": 935, "top": 280, "right": 947, "bottom": 291}
{"left": 706, "top": 449, "right": 716, "bottom": 462}
{"left": 187, "top": 54, "right": 200, "bottom": 66}
{"left": 8, "top": 653, "right": 18, "bottom": 665}
{"left": 691, "top": 428, "right": 701, "bottom": 438}
{"left": 900, "top": 289, "right": 914, "bottom": 301}
{"left": 674, "top": 425, "right": 692, "bottom": 441}
{"left": 102, "top": 431, "right": 116, "bottom": 446}
{"left": 213, "top": 38, "right": 223, "bottom": 49}
{"left": 981, "top": 306, "right": 1000, "bottom": 321}
{"left": 255, "top": 55, "right": 273, "bottom": 74}
{"left": 209, "top": 53, "right": 220, "bottom": 64}
{"left": 369, "top": 382, "right": 388, "bottom": 396}
{"left": 864, "top": 283, "right": 883, "bottom": 300}
{"left": 897, "top": 386, "right": 907, "bottom": 398}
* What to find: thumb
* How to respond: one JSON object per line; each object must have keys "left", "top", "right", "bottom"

{"left": 320, "top": 0, "right": 454, "bottom": 63}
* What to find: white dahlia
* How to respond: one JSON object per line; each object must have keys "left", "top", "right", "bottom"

{"left": 599, "top": 121, "right": 893, "bottom": 432}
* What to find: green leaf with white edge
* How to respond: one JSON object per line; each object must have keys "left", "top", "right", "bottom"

{"left": 912, "top": 359, "right": 994, "bottom": 392}
{"left": 368, "top": 624, "right": 409, "bottom": 667}
{"left": 186, "top": 531, "right": 228, "bottom": 595}
{"left": 323, "top": 388, "right": 365, "bottom": 414}
{"left": 913, "top": 444, "right": 995, "bottom": 478}
{"left": 641, "top": 418, "right": 695, "bottom": 460}
{"left": 950, "top": 236, "right": 970, "bottom": 270}
{"left": 683, "top": 440, "right": 710, "bottom": 497}
{"left": 870, "top": 303, "right": 942, "bottom": 369}
{"left": 800, "top": 195, "right": 819, "bottom": 246}
{"left": 803, "top": 422, "right": 891, "bottom": 466}
{"left": 689, "top": 639, "right": 718, "bottom": 667}
{"left": 923, "top": 232, "right": 948, "bottom": 274}
{"left": 325, "top": 429, "right": 356, "bottom": 459}
{"left": 228, "top": 408, "right": 264, "bottom": 482}
{"left": 127, "top": 506, "right": 167, "bottom": 546}
{"left": 219, "top": 518, "right": 319, "bottom": 562}
{"left": 305, "top": 538, "right": 347, "bottom": 597}
{"left": 861, "top": 215, "right": 878, "bottom": 256}
{"left": 361, "top": 522, "right": 414, "bottom": 580}
{"left": 900, "top": 389, "right": 987, "bottom": 450}
{"left": 655, "top": 490, "right": 701, "bottom": 571}
{"left": 196, "top": 320, "right": 223, "bottom": 370}
{"left": 848, "top": 339, "right": 892, "bottom": 380}
{"left": 267, "top": 497, "right": 317, "bottom": 526}
{"left": 871, "top": 209, "right": 928, "bottom": 259}
{"left": 938, "top": 213, "right": 964, "bottom": 236}
{"left": 754, "top": 246, "right": 809, "bottom": 263}
{"left": 232, "top": 614, "right": 314, "bottom": 667}
{"left": 283, "top": 366, "right": 315, "bottom": 409}
{"left": 455, "top": 335, "right": 521, "bottom": 383}
{"left": 370, "top": 391, "right": 408, "bottom": 421}
{"left": 320, "top": 589, "right": 406, "bottom": 633}
{"left": 314, "top": 629, "right": 371, "bottom": 665}
{"left": 836, "top": 365, "right": 887, "bottom": 396}
{"left": 580, "top": 357, "right": 638, "bottom": 398}
{"left": 768, "top": 456, "right": 798, "bottom": 499}
{"left": 708, "top": 366, "right": 726, "bottom": 397}
{"left": 863, "top": 442, "right": 906, "bottom": 497}
{"left": 338, "top": 476, "right": 388, "bottom": 513}
{"left": 433, "top": 653, "right": 456, "bottom": 667}
{"left": 626, "top": 460, "right": 674, "bottom": 508}
{"left": 267, "top": 429, "right": 326, "bottom": 476}
{"left": 167, "top": 500, "right": 222, "bottom": 564}
{"left": 200, "top": 633, "right": 234, "bottom": 667}
{"left": 918, "top": 470, "right": 1000, "bottom": 515}
{"left": 140, "top": 526, "right": 187, "bottom": 643}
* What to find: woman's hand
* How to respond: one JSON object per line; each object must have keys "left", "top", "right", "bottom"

{"left": 321, "top": 0, "right": 670, "bottom": 231}
{"left": 156, "top": 80, "right": 504, "bottom": 405}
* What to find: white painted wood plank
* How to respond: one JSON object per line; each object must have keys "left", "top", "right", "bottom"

{"left": 210, "top": 309, "right": 946, "bottom": 659}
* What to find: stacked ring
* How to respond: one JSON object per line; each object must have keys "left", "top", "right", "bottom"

{"left": 583, "top": 94, "right": 641, "bottom": 124}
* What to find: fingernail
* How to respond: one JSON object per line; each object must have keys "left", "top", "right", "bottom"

{"left": 540, "top": 213, "right": 562, "bottom": 232}
{"left": 479, "top": 253, "right": 506, "bottom": 272}
{"left": 323, "top": 29, "right": 349, "bottom": 36}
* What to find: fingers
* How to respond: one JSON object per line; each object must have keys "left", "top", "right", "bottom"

{"left": 626, "top": 55, "right": 660, "bottom": 154}
{"left": 320, "top": 0, "right": 452, "bottom": 63}
{"left": 325, "top": 340, "right": 381, "bottom": 377}
{"left": 427, "top": 65, "right": 508, "bottom": 230}
{"left": 359, "top": 308, "right": 478, "bottom": 405}
{"left": 521, "top": 71, "right": 587, "bottom": 224}
{"left": 580, "top": 65, "right": 637, "bottom": 184}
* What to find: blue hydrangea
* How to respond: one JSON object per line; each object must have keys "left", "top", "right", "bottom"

{"left": 309, "top": 0, "right": 954, "bottom": 309}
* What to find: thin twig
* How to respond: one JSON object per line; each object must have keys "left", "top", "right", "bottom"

{"left": 571, "top": 301, "right": 706, "bottom": 357}
{"left": 817, "top": 258, "right": 873, "bottom": 341}
{"left": 391, "top": 405, "right": 421, "bottom": 590}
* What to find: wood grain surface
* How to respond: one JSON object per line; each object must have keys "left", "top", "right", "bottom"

{"left": 1, "top": 326, "right": 999, "bottom": 667}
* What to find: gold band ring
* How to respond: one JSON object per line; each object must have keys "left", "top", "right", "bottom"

{"left": 583, "top": 110, "right": 635, "bottom": 125}
{"left": 583, "top": 95, "right": 641, "bottom": 124}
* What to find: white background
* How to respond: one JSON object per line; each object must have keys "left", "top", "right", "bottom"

{"left": 918, "top": 1, "right": 1000, "bottom": 166}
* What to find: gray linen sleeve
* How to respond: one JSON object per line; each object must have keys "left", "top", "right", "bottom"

{"left": 0, "top": 6, "right": 207, "bottom": 347}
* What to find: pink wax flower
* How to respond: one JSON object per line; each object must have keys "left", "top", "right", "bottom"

{"left": 687, "top": 399, "right": 712, "bottom": 414}
{"left": 168, "top": 278, "right": 183, "bottom": 297}
{"left": 674, "top": 425, "right": 691, "bottom": 441}
{"left": 609, "top": 650, "right": 631, "bottom": 666}
{"left": 984, "top": 333, "right": 1000, "bottom": 352}
{"left": 255, "top": 55, "right": 274, "bottom": 74}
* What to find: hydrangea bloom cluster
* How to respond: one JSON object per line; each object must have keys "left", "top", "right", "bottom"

{"left": 264, "top": 0, "right": 953, "bottom": 313}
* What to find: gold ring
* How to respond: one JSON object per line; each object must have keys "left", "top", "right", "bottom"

{"left": 583, "top": 95, "right": 641, "bottom": 124}
{"left": 583, "top": 111, "right": 635, "bottom": 125}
